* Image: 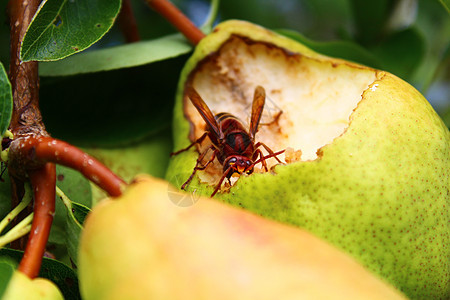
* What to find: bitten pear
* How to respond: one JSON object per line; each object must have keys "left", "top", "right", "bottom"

{"left": 166, "top": 20, "right": 449, "bottom": 299}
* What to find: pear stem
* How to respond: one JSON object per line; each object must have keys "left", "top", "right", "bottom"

{"left": 145, "top": 0, "right": 205, "bottom": 45}
{"left": 18, "top": 163, "right": 56, "bottom": 278}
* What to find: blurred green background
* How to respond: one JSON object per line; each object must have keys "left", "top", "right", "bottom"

{"left": 0, "top": 0, "right": 448, "bottom": 144}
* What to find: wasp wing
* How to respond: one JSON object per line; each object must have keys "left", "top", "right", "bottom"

{"left": 249, "top": 85, "right": 266, "bottom": 140}
{"left": 186, "top": 86, "right": 222, "bottom": 139}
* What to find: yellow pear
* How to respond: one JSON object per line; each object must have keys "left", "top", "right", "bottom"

{"left": 79, "top": 175, "right": 406, "bottom": 300}
{"left": 2, "top": 270, "right": 63, "bottom": 300}
{"left": 166, "top": 20, "right": 449, "bottom": 298}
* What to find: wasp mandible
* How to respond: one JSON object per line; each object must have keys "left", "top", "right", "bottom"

{"left": 172, "top": 85, "right": 285, "bottom": 197}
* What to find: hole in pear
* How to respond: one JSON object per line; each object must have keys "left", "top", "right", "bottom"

{"left": 184, "top": 35, "right": 377, "bottom": 186}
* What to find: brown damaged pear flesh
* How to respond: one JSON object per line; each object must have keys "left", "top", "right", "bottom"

{"left": 166, "top": 20, "right": 449, "bottom": 299}
{"left": 189, "top": 36, "right": 376, "bottom": 162}
{"left": 181, "top": 34, "right": 377, "bottom": 187}
{"left": 79, "top": 175, "right": 406, "bottom": 300}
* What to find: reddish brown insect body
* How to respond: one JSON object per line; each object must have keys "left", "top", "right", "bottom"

{"left": 172, "top": 85, "right": 284, "bottom": 197}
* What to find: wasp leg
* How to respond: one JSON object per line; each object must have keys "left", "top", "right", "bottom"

{"left": 254, "top": 142, "right": 284, "bottom": 164}
{"left": 191, "top": 149, "right": 217, "bottom": 171}
{"left": 254, "top": 149, "right": 285, "bottom": 167}
{"left": 181, "top": 146, "right": 217, "bottom": 190}
{"left": 253, "top": 149, "right": 269, "bottom": 172}
{"left": 170, "top": 132, "right": 208, "bottom": 156}
{"left": 211, "top": 167, "right": 233, "bottom": 197}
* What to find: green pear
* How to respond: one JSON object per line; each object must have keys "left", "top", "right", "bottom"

{"left": 166, "top": 20, "right": 449, "bottom": 299}
{"left": 79, "top": 175, "right": 406, "bottom": 300}
{"left": 3, "top": 270, "right": 63, "bottom": 300}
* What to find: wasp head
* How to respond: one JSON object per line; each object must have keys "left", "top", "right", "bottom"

{"left": 224, "top": 156, "right": 254, "bottom": 177}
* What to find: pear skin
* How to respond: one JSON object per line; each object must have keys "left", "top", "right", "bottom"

{"left": 79, "top": 175, "right": 406, "bottom": 300}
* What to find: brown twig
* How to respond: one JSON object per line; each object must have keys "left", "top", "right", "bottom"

{"left": 8, "top": 0, "right": 43, "bottom": 136}
{"left": 118, "top": 0, "right": 141, "bottom": 43}
{"left": 145, "top": 0, "right": 205, "bottom": 45}
{"left": 6, "top": 0, "right": 126, "bottom": 280}
{"left": 18, "top": 163, "right": 56, "bottom": 278}
{"left": 10, "top": 136, "right": 126, "bottom": 197}
{"left": 7, "top": 0, "right": 43, "bottom": 253}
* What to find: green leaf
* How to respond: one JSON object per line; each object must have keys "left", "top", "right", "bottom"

{"left": 39, "top": 33, "right": 192, "bottom": 76}
{"left": 439, "top": 0, "right": 450, "bottom": 13}
{"left": 84, "top": 128, "right": 173, "bottom": 203}
{"left": 201, "top": 0, "right": 220, "bottom": 33}
{"left": 0, "top": 169, "right": 11, "bottom": 225}
{"left": 349, "top": 0, "right": 395, "bottom": 45}
{"left": 0, "top": 62, "right": 12, "bottom": 136}
{"left": 54, "top": 165, "right": 92, "bottom": 229}
{"left": 0, "top": 248, "right": 81, "bottom": 299}
{"left": 371, "top": 27, "right": 426, "bottom": 81}
{"left": 47, "top": 165, "right": 91, "bottom": 264}
{"left": 40, "top": 55, "right": 186, "bottom": 147}
{"left": 52, "top": 165, "right": 91, "bottom": 265}
{"left": 64, "top": 202, "right": 90, "bottom": 266}
{"left": 0, "top": 258, "right": 16, "bottom": 297}
{"left": 442, "top": 106, "right": 450, "bottom": 129}
{"left": 277, "top": 29, "right": 382, "bottom": 69}
{"left": 21, "top": 0, "right": 121, "bottom": 62}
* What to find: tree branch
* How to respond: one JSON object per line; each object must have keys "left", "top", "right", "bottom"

{"left": 7, "top": 0, "right": 43, "bottom": 252}
{"left": 145, "top": 0, "right": 205, "bottom": 45}
{"left": 8, "top": 0, "right": 45, "bottom": 136}
{"left": 9, "top": 136, "right": 126, "bottom": 197}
